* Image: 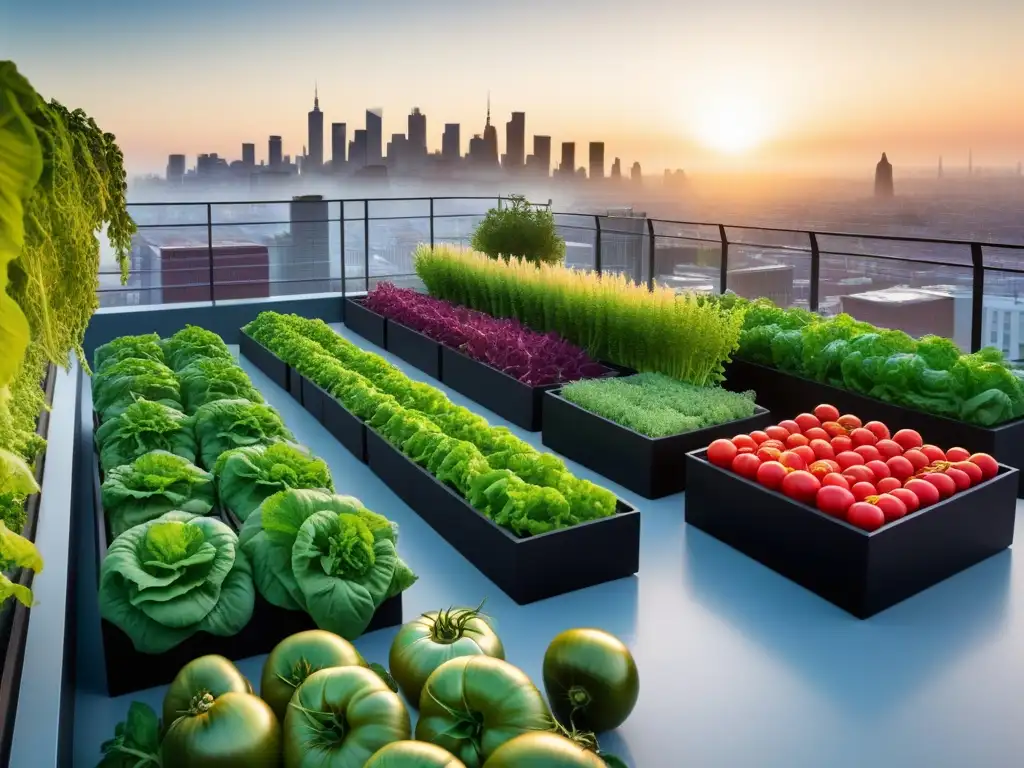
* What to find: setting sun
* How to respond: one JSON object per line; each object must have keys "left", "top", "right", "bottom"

{"left": 692, "top": 97, "right": 771, "bottom": 155}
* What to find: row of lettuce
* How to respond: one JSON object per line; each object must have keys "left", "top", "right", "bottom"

{"left": 245, "top": 311, "right": 621, "bottom": 535}
{"left": 91, "top": 326, "right": 416, "bottom": 654}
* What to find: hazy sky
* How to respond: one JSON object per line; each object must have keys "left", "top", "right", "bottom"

{"left": 3, "top": 0, "right": 1023, "bottom": 177}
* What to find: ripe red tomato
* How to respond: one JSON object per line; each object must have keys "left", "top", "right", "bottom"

{"left": 823, "top": 459, "right": 841, "bottom": 473}
{"left": 732, "top": 452, "right": 762, "bottom": 479}
{"left": 814, "top": 404, "right": 841, "bottom": 423}
{"left": 786, "top": 433, "right": 810, "bottom": 449}
{"left": 822, "top": 473, "right": 851, "bottom": 490}
{"left": 886, "top": 455, "right": 915, "bottom": 480}
{"left": 874, "top": 493, "right": 907, "bottom": 522}
{"left": 920, "top": 472, "right": 956, "bottom": 499}
{"left": 779, "top": 451, "right": 807, "bottom": 471}
{"left": 707, "top": 439, "right": 738, "bottom": 467}
{"left": 782, "top": 470, "right": 821, "bottom": 503}
{"left": 865, "top": 460, "right": 891, "bottom": 480}
{"left": 760, "top": 439, "right": 786, "bottom": 452}
{"left": 830, "top": 435, "right": 854, "bottom": 453}
{"left": 842, "top": 465, "right": 876, "bottom": 485}
{"left": 952, "top": 460, "right": 983, "bottom": 485}
{"left": 732, "top": 434, "right": 759, "bottom": 451}
{"left": 808, "top": 460, "right": 833, "bottom": 481}
{"left": 809, "top": 439, "right": 836, "bottom": 460}
{"left": 791, "top": 445, "right": 817, "bottom": 466}
{"left": 853, "top": 445, "right": 883, "bottom": 463}
{"left": 816, "top": 485, "right": 855, "bottom": 517}
{"left": 851, "top": 481, "right": 877, "bottom": 501}
{"left": 822, "top": 421, "right": 847, "bottom": 438}
{"left": 889, "top": 487, "right": 920, "bottom": 513}
{"left": 904, "top": 478, "right": 940, "bottom": 507}
{"left": 778, "top": 419, "right": 802, "bottom": 435}
{"left": 737, "top": 446, "right": 755, "bottom": 455}
{"left": 756, "top": 446, "right": 782, "bottom": 463}
{"left": 756, "top": 461, "right": 789, "bottom": 490}
{"left": 874, "top": 439, "right": 903, "bottom": 459}
{"left": 849, "top": 428, "right": 878, "bottom": 447}
{"left": 863, "top": 421, "right": 891, "bottom": 441}
{"left": 920, "top": 444, "right": 946, "bottom": 463}
{"left": 847, "top": 502, "right": 885, "bottom": 531}
{"left": 837, "top": 414, "right": 862, "bottom": 430}
{"left": 945, "top": 446, "right": 970, "bottom": 462}
{"left": 803, "top": 427, "right": 830, "bottom": 442}
{"left": 944, "top": 467, "right": 971, "bottom": 491}
{"left": 969, "top": 453, "right": 999, "bottom": 480}
{"left": 902, "top": 449, "right": 930, "bottom": 471}
{"left": 876, "top": 477, "right": 902, "bottom": 494}
{"left": 836, "top": 451, "right": 864, "bottom": 470}
{"left": 794, "top": 413, "right": 821, "bottom": 432}
{"left": 749, "top": 430, "right": 770, "bottom": 445}
{"left": 892, "top": 429, "right": 923, "bottom": 451}
{"left": 765, "top": 426, "right": 790, "bottom": 443}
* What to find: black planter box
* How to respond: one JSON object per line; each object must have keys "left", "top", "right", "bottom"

{"left": 723, "top": 358, "right": 1024, "bottom": 497}
{"left": 385, "top": 320, "right": 443, "bottom": 380}
{"left": 321, "top": 388, "right": 368, "bottom": 463}
{"left": 300, "top": 374, "right": 325, "bottom": 423}
{"left": 365, "top": 428, "right": 640, "bottom": 604}
{"left": 542, "top": 389, "right": 773, "bottom": 498}
{"left": 240, "top": 331, "right": 289, "bottom": 391}
{"left": 685, "top": 448, "right": 1018, "bottom": 618}
{"left": 344, "top": 298, "right": 387, "bottom": 349}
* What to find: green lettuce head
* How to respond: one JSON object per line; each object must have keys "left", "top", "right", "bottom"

{"left": 176, "top": 357, "right": 264, "bottom": 414}
{"left": 98, "top": 510, "right": 255, "bottom": 654}
{"left": 95, "top": 400, "right": 197, "bottom": 473}
{"left": 101, "top": 450, "right": 216, "bottom": 537}
{"left": 93, "top": 333, "right": 164, "bottom": 373}
{"left": 214, "top": 442, "right": 333, "bottom": 523}
{"left": 192, "top": 398, "right": 295, "bottom": 469}
{"left": 238, "top": 489, "right": 416, "bottom": 639}
{"left": 91, "top": 357, "right": 183, "bottom": 423}
{"left": 160, "top": 325, "right": 233, "bottom": 372}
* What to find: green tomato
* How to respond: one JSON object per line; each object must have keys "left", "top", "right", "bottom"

{"left": 416, "top": 656, "right": 552, "bottom": 768}
{"left": 162, "top": 691, "right": 281, "bottom": 767}
{"left": 262, "top": 630, "right": 367, "bottom": 722}
{"left": 542, "top": 629, "right": 639, "bottom": 733}
{"left": 283, "top": 665, "right": 411, "bottom": 767}
{"left": 163, "top": 655, "right": 252, "bottom": 730}
{"left": 365, "top": 740, "right": 467, "bottom": 767}
{"left": 389, "top": 603, "right": 504, "bottom": 706}
{"left": 482, "top": 732, "right": 607, "bottom": 768}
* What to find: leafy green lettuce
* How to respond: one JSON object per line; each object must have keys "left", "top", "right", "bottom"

{"left": 238, "top": 489, "right": 416, "bottom": 639}
{"left": 192, "top": 398, "right": 294, "bottom": 469}
{"left": 101, "top": 450, "right": 215, "bottom": 537}
{"left": 94, "top": 399, "right": 197, "bottom": 473}
{"left": 177, "top": 357, "right": 263, "bottom": 413}
{"left": 93, "top": 334, "right": 165, "bottom": 374}
{"left": 92, "top": 358, "right": 183, "bottom": 423}
{"left": 98, "top": 510, "right": 255, "bottom": 654}
{"left": 160, "top": 325, "right": 233, "bottom": 372}
{"left": 214, "top": 442, "right": 333, "bottom": 522}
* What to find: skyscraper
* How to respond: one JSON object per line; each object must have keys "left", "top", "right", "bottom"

{"left": 874, "top": 152, "right": 894, "bottom": 197}
{"left": 331, "top": 123, "right": 347, "bottom": 168}
{"left": 349, "top": 129, "right": 367, "bottom": 169}
{"left": 631, "top": 161, "right": 642, "bottom": 183}
{"left": 366, "top": 109, "right": 383, "bottom": 165}
{"left": 481, "top": 94, "right": 499, "bottom": 166}
{"left": 589, "top": 142, "right": 605, "bottom": 180}
{"left": 386, "top": 133, "right": 408, "bottom": 167}
{"left": 307, "top": 85, "right": 323, "bottom": 170}
{"left": 611, "top": 157, "right": 621, "bottom": 179}
{"left": 560, "top": 142, "right": 575, "bottom": 176}
{"left": 532, "top": 135, "right": 551, "bottom": 175}
{"left": 408, "top": 108, "right": 427, "bottom": 159}
{"left": 241, "top": 143, "right": 255, "bottom": 167}
{"left": 166, "top": 154, "right": 186, "bottom": 182}
{"left": 442, "top": 124, "right": 461, "bottom": 162}
{"left": 268, "top": 136, "right": 283, "bottom": 168}
{"left": 504, "top": 112, "right": 525, "bottom": 170}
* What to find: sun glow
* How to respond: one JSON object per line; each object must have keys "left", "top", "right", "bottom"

{"left": 692, "top": 96, "right": 771, "bottom": 155}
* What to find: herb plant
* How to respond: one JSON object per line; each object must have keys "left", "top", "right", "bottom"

{"left": 470, "top": 195, "right": 565, "bottom": 265}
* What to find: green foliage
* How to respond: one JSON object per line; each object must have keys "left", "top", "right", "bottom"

{"left": 160, "top": 324, "right": 233, "bottom": 372}
{"left": 97, "top": 701, "right": 161, "bottom": 767}
{"left": 560, "top": 373, "right": 758, "bottom": 438}
{"left": 177, "top": 356, "right": 264, "bottom": 413}
{"left": 94, "top": 399, "right": 197, "bottom": 473}
{"left": 214, "top": 442, "right": 334, "bottom": 522}
{"left": 192, "top": 398, "right": 294, "bottom": 469}
{"left": 98, "top": 510, "right": 255, "bottom": 654}
{"left": 93, "top": 334, "right": 164, "bottom": 373}
{"left": 0, "top": 519, "right": 43, "bottom": 608}
{"left": 470, "top": 195, "right": 565, "bottom": 265}
{"left": 91, "top": 357, "right": 182, "bottom": 423}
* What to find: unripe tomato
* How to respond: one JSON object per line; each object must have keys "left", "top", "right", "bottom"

{"left": 836, "top": 451, "right": 864, "bottom": 470}
{"left": 902, "top": 449, "right": 930, "bottom": 471}
{"left": 732, "top": 452, "right": 762, "bottom": 479}
{"left": 764, "top": 426, "right": 790, "bottom": 443}
{"left": 854, "top": 445, "right": 883, "bottom": 463}
{"left": 863, "top": 421, "right": 891, "bottom": 441}
{"left": 756, "top": 461, "right": 789, "bottom": 490}
{"left": 778, "top": 419, "right": 802, "bottom": 435}
{"left": 831, "top": 435, "right": 854, "bottom": 453}
{"left": 822, "top": 421, "right": 847, "bottom": 438}
{"left": 874, "top": 493, "right": 907, "bottom": 522}
{"left": 749, "top": 430, "right": 769, "bottom": 445}
{"left": 876, "top": 477, "right": 902, "bottom": 494}
{"left": 779, "top": 451, "right": 807, "bottom": 471}
{"left": 892, "top": 429, "right": 923, "bottom": 451}
{"left": 952, "top": 460, "right": 983, "bottom": 485}
{"left": 822, "top": 472, "right": 851, "bottom": 489}
{"left": 804, "top": 427, "right": 830, "bottom": 442}
{"left": 944, "top": 467, "right": 971, "bottom": 491}
{"left": 814, "top": 403, "right": 841, "bottom": 422}
{"left": 920, "top": 444, "right": 946, "bottom": 463}
{"left": 945, "top": 446, "right": 970, "bottom": 462}
{"left": 865, "top": 460, "right": 890, "bottom": 480}
{"left": 756, "top": 446, "right": 782, "bottom": 463}
{"left": 707, "top": 439, "right": 738, "bottom": 467}
{"left": 920, "top": 472, "right": 956, "bottom": 499}
{"left": 847, "top": 502, "right": 885, "bottom": 531}
{"left": 837, "top": 414, "right": 862, "bottom": 430}
{"left": 781, "top": 470, "right": 820, "bottom": 503}
{"left": 842, "top": 465, "right": 876, "bottom": 485}
{"left": 816, "top": 485, "right": 855, "bottom": 517}
{"left": 809, "top": 439, "right": 835, "bottom": 461}
{"left": 875, "top": 439, "right": 903, "bottom": 459}
{"left": 851, "top": 481, "right": 877, "bottom": 501}
{"left": 850, "top": 428, "right": 878, "bottom": 447}
{"left": 969, "top": 452, "right": 999, "bottom": 480}
{"left": 732, "top": 434, "right": 759, "bottom": 451}
{"left": 904, "top": 478, "right": 940, "bottom": 507}
{"left": 786, "top": 433, "right": 810, "bottom": 449}
{"left": 886, "top": 455, "right": 915, "bottom": 480}
{"left": 889, "top": 487, "right": 920, "bottom": 513}
{"left": 794, "top": 413, "right": 821, "bottom": 433}
{"left": 808, "top": 460, "right": 833, "bottom": 481}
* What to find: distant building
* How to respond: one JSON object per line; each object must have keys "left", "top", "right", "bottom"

{"left": 611, "top": 157, "right": 621, "bottom": 179}
{"left": 504, "top": 112, "right": 525, "bottom": 170}
{"left": 528, "top": 135, "right": 551, "bottom": 176}
{"left": 365, "top": 109, "right": 383, "bottom": 165}
{"left": 442, "top": 124, "right": 461, "bottom": 162}
{"left": 560, "top": 142, "right": 575, "bottom": 176}
{"left": 287, "top": 195, "right": 331, "bottom": 294}
{"left": 331, "top": 123, "right": 347, "bottom": 168}
{"left": 589, "top": 142, "right": 605, "bottom": 180}
{"left": 664, "top": 169, "right": 686, "bottom": 188}
{"left": 408, "top": 108, "right": 427, "bottom": 160}
{"left": 166, "top": 154, "right": 186, "bottom": 182}
{"left": 874, "top": 152, "right": 894, "bottom": 197}
{"left": 307, "top": 86, "right": 324, "bottom": 170}
{"left": 349, "top": 129, "right": 367, "bottom": 169}
{"left": 386, "top": 133, "right": 408, "bottom": 167}
{"left": 268, "top": 136, "right": 283, "bottom": 168}
{"left": 241, "top": 143, "right": 255, "bottom": 167}
{"left": 631, "top": 161, "right": 642, "bottom": 183}
{"left": 196, "top": 153, "right": 229, "bottom": 176}
{"left": 472, "top": 94, "right": 499, "bottom": 167}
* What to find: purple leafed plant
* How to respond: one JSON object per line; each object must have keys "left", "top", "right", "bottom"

{"left": 365, "top": 282, "right": 609, "bottom": 386}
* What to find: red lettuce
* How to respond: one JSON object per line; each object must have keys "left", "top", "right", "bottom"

{"left": 365, "top": 283, "right": 608, "bottom": 386}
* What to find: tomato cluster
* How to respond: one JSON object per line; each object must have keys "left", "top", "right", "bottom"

{"left": 705, "top": 403, "right": 999, "bottom": 532}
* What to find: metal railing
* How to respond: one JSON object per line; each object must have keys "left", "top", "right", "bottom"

{"left": 99, "top": 195, "right": 1024, "bottom": 358}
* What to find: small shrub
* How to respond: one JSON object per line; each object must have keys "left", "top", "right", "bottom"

{"left": 470, "top": 195, "right": 565, "bottom": 265}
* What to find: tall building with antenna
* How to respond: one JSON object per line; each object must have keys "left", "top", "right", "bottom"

{"left": 469, "top": 94, "right": 500, "bottom": 167}
{"left": 306, "top": 84, "right": 323, "bottom": 171}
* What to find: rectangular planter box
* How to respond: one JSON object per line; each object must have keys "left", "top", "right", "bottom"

{"left": 543, "top": 389, "right": 773, "bottom": 498}
{"left": 344, "top": 298, "right": 387, "bottom": 349}
{"left": 685, "top": 448, "right": 1018, "bottom": 618}
{"left": 321, "top": 387, "right": 368, "bottom": 463}
{"left": 365, "top": 428, "right": 640, "bottom": 604}
{"left": 288, "top": 364, "right": 304, "bottom": 403}
{"left": 301, "top": 374, "right": 325, "bottom": 423}
{"left": 723, "top": 358, "right": 1024, "bottom": 496}
{"left": 385, "top": 319, "right": 443, "bottom": 380}
{"left": 240, "top": 331, "right": 289, "bottom": 391}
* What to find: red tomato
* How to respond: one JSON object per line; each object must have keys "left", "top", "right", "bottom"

{"left": 778, "top": 419, "right": 802, "bottom": 435}
{"left": 814, "top": 404, "right": 841, "bottom": 423}
{"left": 945, "top": 446, "right": 970, "bottom": 462}
{"left": 765, "top": 426, "right": 790, "bottom": 443}
{"left": 874, "top": 439, "right": 903, "bottom": 459}
{"left": 781, "top": 470, "right": 821, "bottom": 503}
{"left": 874, "top": 493, "right": 907, "bottom": 522}
{"left": 791, "top": 445, "right": 817, "bottom": 466}
{"left": 732, "top": 434, "right": 759, "bottom": 451}
{"left": 969, "top": 453, "right": 999, "bottom": 480}
{"left": 732, "top": 452, "right": 762, "bottom": 479}
{"left": 836, "top": 451, "right": 864, "bottom": 470}
{"left": 809, "top": 439, "right": 836, "bottom": 461}
{"left": 920, "top": 444, "right": 946, "bottom": 463}
{"left": 904, "top": 478, "right": 940, "bottom": 507}
{"left": 794, "top": 413, "right": 821, "bottom": 433}
{"left": 822, "top": 421, "right": 847, "bottom": 438}
{"left": 842, "top": 465, "right": 876, "bottom": 485}
{"left": 756, "top": 446, "right": 782, "bottom": 463}
{"left": 756, "top": 461, "right": 789, "bottom": 490}
{"left": 786, "top": 433, "right": 810, "bottom": 449}
{"left": 851, "top": 481, "right": 878, "bottom": 501}
{"left": 779, "top": 451, "right": 807, "bottom": 472}
{"left": 865, "top": 460, "right": 891, "bottom": 480}
{"left": 816, "top": 485, "right": 855, "bottom": 517}
{"left": 737, "top": 446, "right": 755, "bottom": 454}
{"left": 830, "top": 435, "right": 854, "bottom": 453}
{"left": 761, "top": 439, "right": 786, "bottom": 452}
{"left": 902, "top": 449, "right": 930, "bottom": 471}
{"left": 837, "top": 414, "right": 862, "bottom": 430}
{"left": 890, "top": 488, "right": 920, "bottom": 513}
{"left": 864, "top": 421, "right": 891, "bottom": 441}
{"left": 952, "top": 460, "right": 983, "bottom": 485}
{"left": 854, "top": 445, "right": 883, "bottom": 463}
{"left": 886, "top": 455, "right": 915, "bottom": 480}
{"left": 823, "top": 459, "right": 841, "bottom": 473}
{"left": 876, "top": 477, "right": 902, "bottom": 494}
{"left": 749, "top": 430, "right": 770, "bottom": 445}
{"left": 808, "top": 460, "right": 833, "bottom": 481}
{"left": 847, "top": 502, "right": 885, "bottom": 531}
{"left": 944, "top": 467, "right": 971, "bottom": 491}
{"left": 892, "top": 429, "right": 923, "bottom": 451}
{"left": 849, "top": 428, "right": 878, "bottom": 447}
{"left": 822, "top": 473, "right": 851, "bottom": 490}
{"left": 707, "top": 439, "right": 738, "bottom": 467}
{"left": 920, "top": 472, "right": 956, "bottom": 499}
{"left": 803, "top": 427, "right": 830, "bottom": 442}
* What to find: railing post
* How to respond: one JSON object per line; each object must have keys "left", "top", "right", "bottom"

{"left": 646, "top": 218, "right": 656, "bottom": 291}
{"left": 808, "top": 232, "right": 820, "bottom": 312}
{"left": 206, "top": 203, "right": 215, "bottom": 304}
{"left": 429, "top": 198, "right": 435, "bottom": 249}
{"left": 719, "top": 224, "right": 729, "bottom": 294}
{"left": 363, "top": 199, "right": 370, "bottom": 293}
{"left": 594, "top": 215, "right": 602, "bottom": 274}
{"left": 340, "top": 200, "right": 346, "bottom": 301}
{"left": 971, "top": 242, "right": 984, "bottom": 352}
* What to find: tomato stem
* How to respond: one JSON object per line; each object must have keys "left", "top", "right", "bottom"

{"left": 428, "top": 599, "right": 489, "bottom": 644}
